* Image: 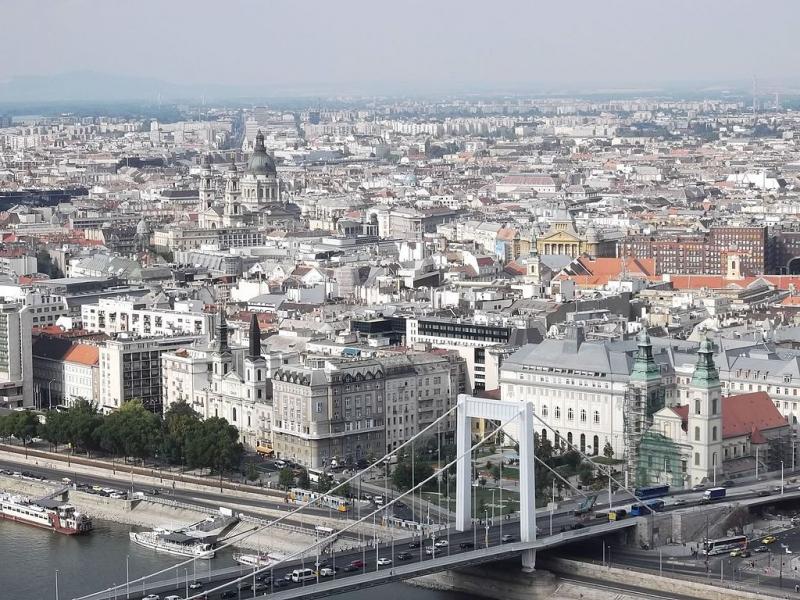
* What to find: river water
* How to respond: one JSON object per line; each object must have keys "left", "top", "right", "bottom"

{"left": 0, "top": 518, "right": 479, "bottom": 600}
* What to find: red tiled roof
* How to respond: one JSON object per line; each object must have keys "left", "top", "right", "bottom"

{"left": 671, "top": 392, "right": 787, "bottom": 441}
{"left": 63, "top": 344, "right": 99, "bottom": 366}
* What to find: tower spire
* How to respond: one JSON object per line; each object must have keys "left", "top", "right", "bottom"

{"left": 248, "top": 313, "right": 261, "bottom": 358}
{"left": 215, "top": 304, "right": 229, "bottom": 353}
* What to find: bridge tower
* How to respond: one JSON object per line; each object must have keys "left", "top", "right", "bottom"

{"left": 455, "top": 394, "right": 537, "bottom": 571}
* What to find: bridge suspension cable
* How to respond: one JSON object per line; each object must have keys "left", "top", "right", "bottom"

{"left": 76, "top": 402, "right": 462, "bottom": 600}
{"left": 182, "top": 408, "right": 525, "bottom": 600}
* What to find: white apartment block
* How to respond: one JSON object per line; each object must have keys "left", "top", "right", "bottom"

{"left": 0, "top": 302, "right": 33, "bottom": 407}
{"left": 82, "top": 298, "right": 212, "bottom": 339}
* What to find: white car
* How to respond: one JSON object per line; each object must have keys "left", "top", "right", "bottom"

{"left": 143, "top": 595, "right": 160, "bottom": 600}
{"left": 319, "top": 567, "right": 335, "bottom": 577}
{"left": 425, "top": 546, "right": 439, "bottom": 555}
{"left": 434, "top": 539, "right": 448, "bottom": 548}
{"left": 377, "top": 557, "right": 392, "bottom": 566}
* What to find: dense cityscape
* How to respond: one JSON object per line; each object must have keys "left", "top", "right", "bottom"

{"left": 4, "top": 2, "right": 800, "bottom": 600}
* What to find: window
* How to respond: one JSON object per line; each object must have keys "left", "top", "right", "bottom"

{"left": 694, "top": 426, "right": 700, "bottom": 441}
{"left": 694, "top": 452, "right": 700, "bottom": 466}
{"left": 567, "top": 408, "right": 574, "bottom": 421}
{"left": 555, "top": 406, "right": 561, "bottom": 419}
{"left": 593, "top": 435, "right": 599, "bottom": 455}
{"left": 542, "top": 405, "right": 548, "bottom": 417}
{"left": 694, "top": 399, "right": 701, "bottom": 415}
{"left": 711, "top": 398, "right": 718, "bottom": 415}
{"left": 593, "top": 410, "right": 600, "bottom": 424}
{"left": 712, "top": 426, "right": 718, "bottom": 441}
{"left": 580, "top": 409, "right": 586, "bottom": 422}
{"left": 567, "top": 432, "right": 573, "bottom": 445}
{"left": 232, "top": 407, "right": 237, "bottom": 422}
{"left": 541, "top": 428, "right": 547, "bottom": 441}
{"left": 580, "top": 433, "right": 586, "bottom": 452}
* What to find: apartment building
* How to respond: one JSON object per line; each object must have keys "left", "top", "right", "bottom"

{"left": 82, "top": 298, "right": 212, "bottom": 339}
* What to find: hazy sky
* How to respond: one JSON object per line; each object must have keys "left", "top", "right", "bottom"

{"left": 4, "top": 0, "right": 799, "bottom": 91}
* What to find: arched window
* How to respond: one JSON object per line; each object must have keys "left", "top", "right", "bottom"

{"left": 593, "top": 410, "right": 600, "bottom": 424}
{"left": 712, "top": 426, "right": 718, "bottom": 441}
{"left": 542, "top": 405, "right": 548, "bottom": 417}
{"left": 567, "top": 432, "right": 573, "bottom": 445}
{"left": 555, "top": 406, "right": 561, "bottom": 419}
{"left": 695, "top": 399, "right": 701, "bottom": 415}
{"left": 541, "top": 428, "right": 547, "bottom": 441}
{"left": 580, "top": 409, "right": 587, "bottom": 422}
{"left": 694, "top": 426, "right": 700, "bottom": 441}
{"left": 593, "top": 435, "right": 599, "bottom": 455}
{"left": 580, "top": 433, "right": 586, "bottom": 452}
{"left": 711, "top": 398, "right": 718, "bottom": 415}
{"left": 567, "top": 408, "right": 574, "bottom": 421}
{"left": 232, "top": 407, "right": 237, "bottom": 422}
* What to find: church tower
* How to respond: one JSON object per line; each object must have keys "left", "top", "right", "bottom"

{"left": 625, "top": 329, "right": 665, "bottom": 487}
{"left": 198, "top": 154, "right": 214, "bottom": 211}
{"left": 211, "top": 305, "right": 233, "bottom": 388}
{"left": 687, "top": 334, "right": 723, "bottom": 486}
{"left": 243, "top": 313, "right": 267, "bottom": 404}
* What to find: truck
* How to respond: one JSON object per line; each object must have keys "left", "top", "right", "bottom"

{"left": 702, "top": 487, "right": 726, "bottom": 502}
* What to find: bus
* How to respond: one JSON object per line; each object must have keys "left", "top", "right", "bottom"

{"left": 634, "top": 484, "right": 670, "bottom": 500}
{"left": 629, "top": 499, "right": 665, "bottom": 516}
{"left": 315, "top": 525, "right": 336, "bottom": 537}
{"left": 704, "top": 535, "right": 747, "bottom": 556}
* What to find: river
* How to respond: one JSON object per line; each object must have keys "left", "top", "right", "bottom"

{"left": 0, "top": 517, "right": 480, "bottom": 600}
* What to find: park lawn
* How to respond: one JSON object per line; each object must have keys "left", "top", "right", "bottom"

{"left": 421, "top": 487, "right": 520, "bottom": 517}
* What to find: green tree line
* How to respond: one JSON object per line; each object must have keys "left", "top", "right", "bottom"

{"left": 0, "top": 400, "right": 243, "bottom": 473}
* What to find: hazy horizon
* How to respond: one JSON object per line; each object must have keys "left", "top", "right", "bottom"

{"left": 4, "top": 0, "right": 800, "bottom": 101}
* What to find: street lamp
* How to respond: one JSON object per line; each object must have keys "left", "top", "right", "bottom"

{"left": 781, "top": 460, "right": 785, "bottom": 495}
{"left": 484, "top": 509, "right": 489, "bottom": 548}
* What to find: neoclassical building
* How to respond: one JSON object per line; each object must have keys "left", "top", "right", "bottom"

{"left": 197, "top": 130, "right": 282, "bottom": 229}
{"left": 535, "top": 203, "right": 615, "bottom": 258}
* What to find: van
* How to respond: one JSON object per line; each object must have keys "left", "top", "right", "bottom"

{"left": 291, "top": 568, "right": 316, "bottom": 583}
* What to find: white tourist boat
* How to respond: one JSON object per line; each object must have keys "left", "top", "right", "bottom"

{"left": 129, "top": 528, "right": 215, "bottom": 559}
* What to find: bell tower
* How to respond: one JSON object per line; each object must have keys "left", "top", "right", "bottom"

{"left": 687, "top": 334, "right": 723, "bottom": 486}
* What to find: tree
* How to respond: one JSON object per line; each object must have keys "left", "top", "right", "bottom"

{"left": 490, "top": 464, "right": 501, "bottom": 483}
{"left": 577, "top": 462, "right": 594, "bottom": 487}
{"left": 603, "top": 441, "right": 615, "bottom": 460}
{"left": 40, "top": 410, "right": 69, "bottom": 451}
{"left": 391, "top": 454, "right": 434, "bottom": 492}
{"left": 2, "top": 411, "right": 39, "bottom": 445}
{"left": 316, "top": 472, "right": 333, "bottom": 493}
{"left": 184, "top": 417, "right": 243, "bottom": 473}
{"left": 161, "top": 401, "right": 201, "bottom": 465}
{"left": 244, "top": 463, "right": 259, "bottom": 482}
{"left": 97, "top": 400, "right": 160, "bottom": 461}
{"left": 296, "top": 468, "right": 311, "bottom": 490}
{"left": 278, "top": 467, "right": 295, "bottom": 491}
{"left": 63, "top": 399, "right": 103, "bottom": 455}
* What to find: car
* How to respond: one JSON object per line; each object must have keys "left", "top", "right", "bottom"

{"left": 762, "top": 535, "right": 778, "bottom": 544}
{"left": 434, "top": 539, "right": 448, "bottom": 548}
{"left": 237, "top": 582, "right": 252, "bottom": 591}
{"left": 189, "top": 582, "right": 203, "bottom": 590}
{"left": 221, "top": 592, "right": 237, "bottom": 599}
{"left": 350, "top": 559, "right": 365, "bottom": 569}
{"left": 673, "top": 499, "right": 687, "bottom": 506}
{"left": 164, "top": 596, "right": 182, "bottom": 600}
{"left": 730, "top": 549, "right": 745, "bottom": 557}
{"left": 757, "top": 489, "right": 772, "bottom": 497}
{"left": 570, "top": 523, "right": 585, "bottom": 530}
{"left": 343, "top": 565, "right": 359, "bottom": 572}
{"left": 692, "top": 483, "right": 706, "bottom": 491}
{"left": 425, "top": 546, "right": 439, "bottom": 555}
{"left": 143, "top": 595, "right": 160, "bottom": 600}
{"left": 253, "top": 583, "right": 269, "bottom": 592}
{"left": 408, "top": 541, "right": 420, "bottom": 549}
{"left": 377, "top": 557, "right": 392, "bottom": 566}
{"left": 273, "top": 580, "right": 289, "bottom": 588}
{"left": 149, "top": 488, "right": 160, "bottom": 496}
{"left": 283, "top": 572, "right": 293, "bottom": 581}
{"left": 318, "top": 567, "right": 336, "bottom": 577}
{"left": 501, "top": 534, "right": 514, "bottom": 543}
{"left": 787, "top": 547, "right": 793, "bottom": 554}
{"left": 396, "top": 551, "right": 412, "bottom": 560}
{"left": 459, "top": 542, "right": 475, "bottom": 550}
{"left": 314, "top": 559, "right": 329, "bottom": 569}
{"left": 722, "top": 480, "right": 736, "bottom": 488}
{"left": 754, "top": 545, "right": 769, "bottom": 553}
{"left": 773, "top": 486, "right": 783, "bottom": 493}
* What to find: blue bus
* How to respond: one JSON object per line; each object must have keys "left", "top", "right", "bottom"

{"left": 629, "top": 499, "right": 665, "bottom": 516}
{"left": 634, "top": 484, "right": 669, "bottom": 500}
